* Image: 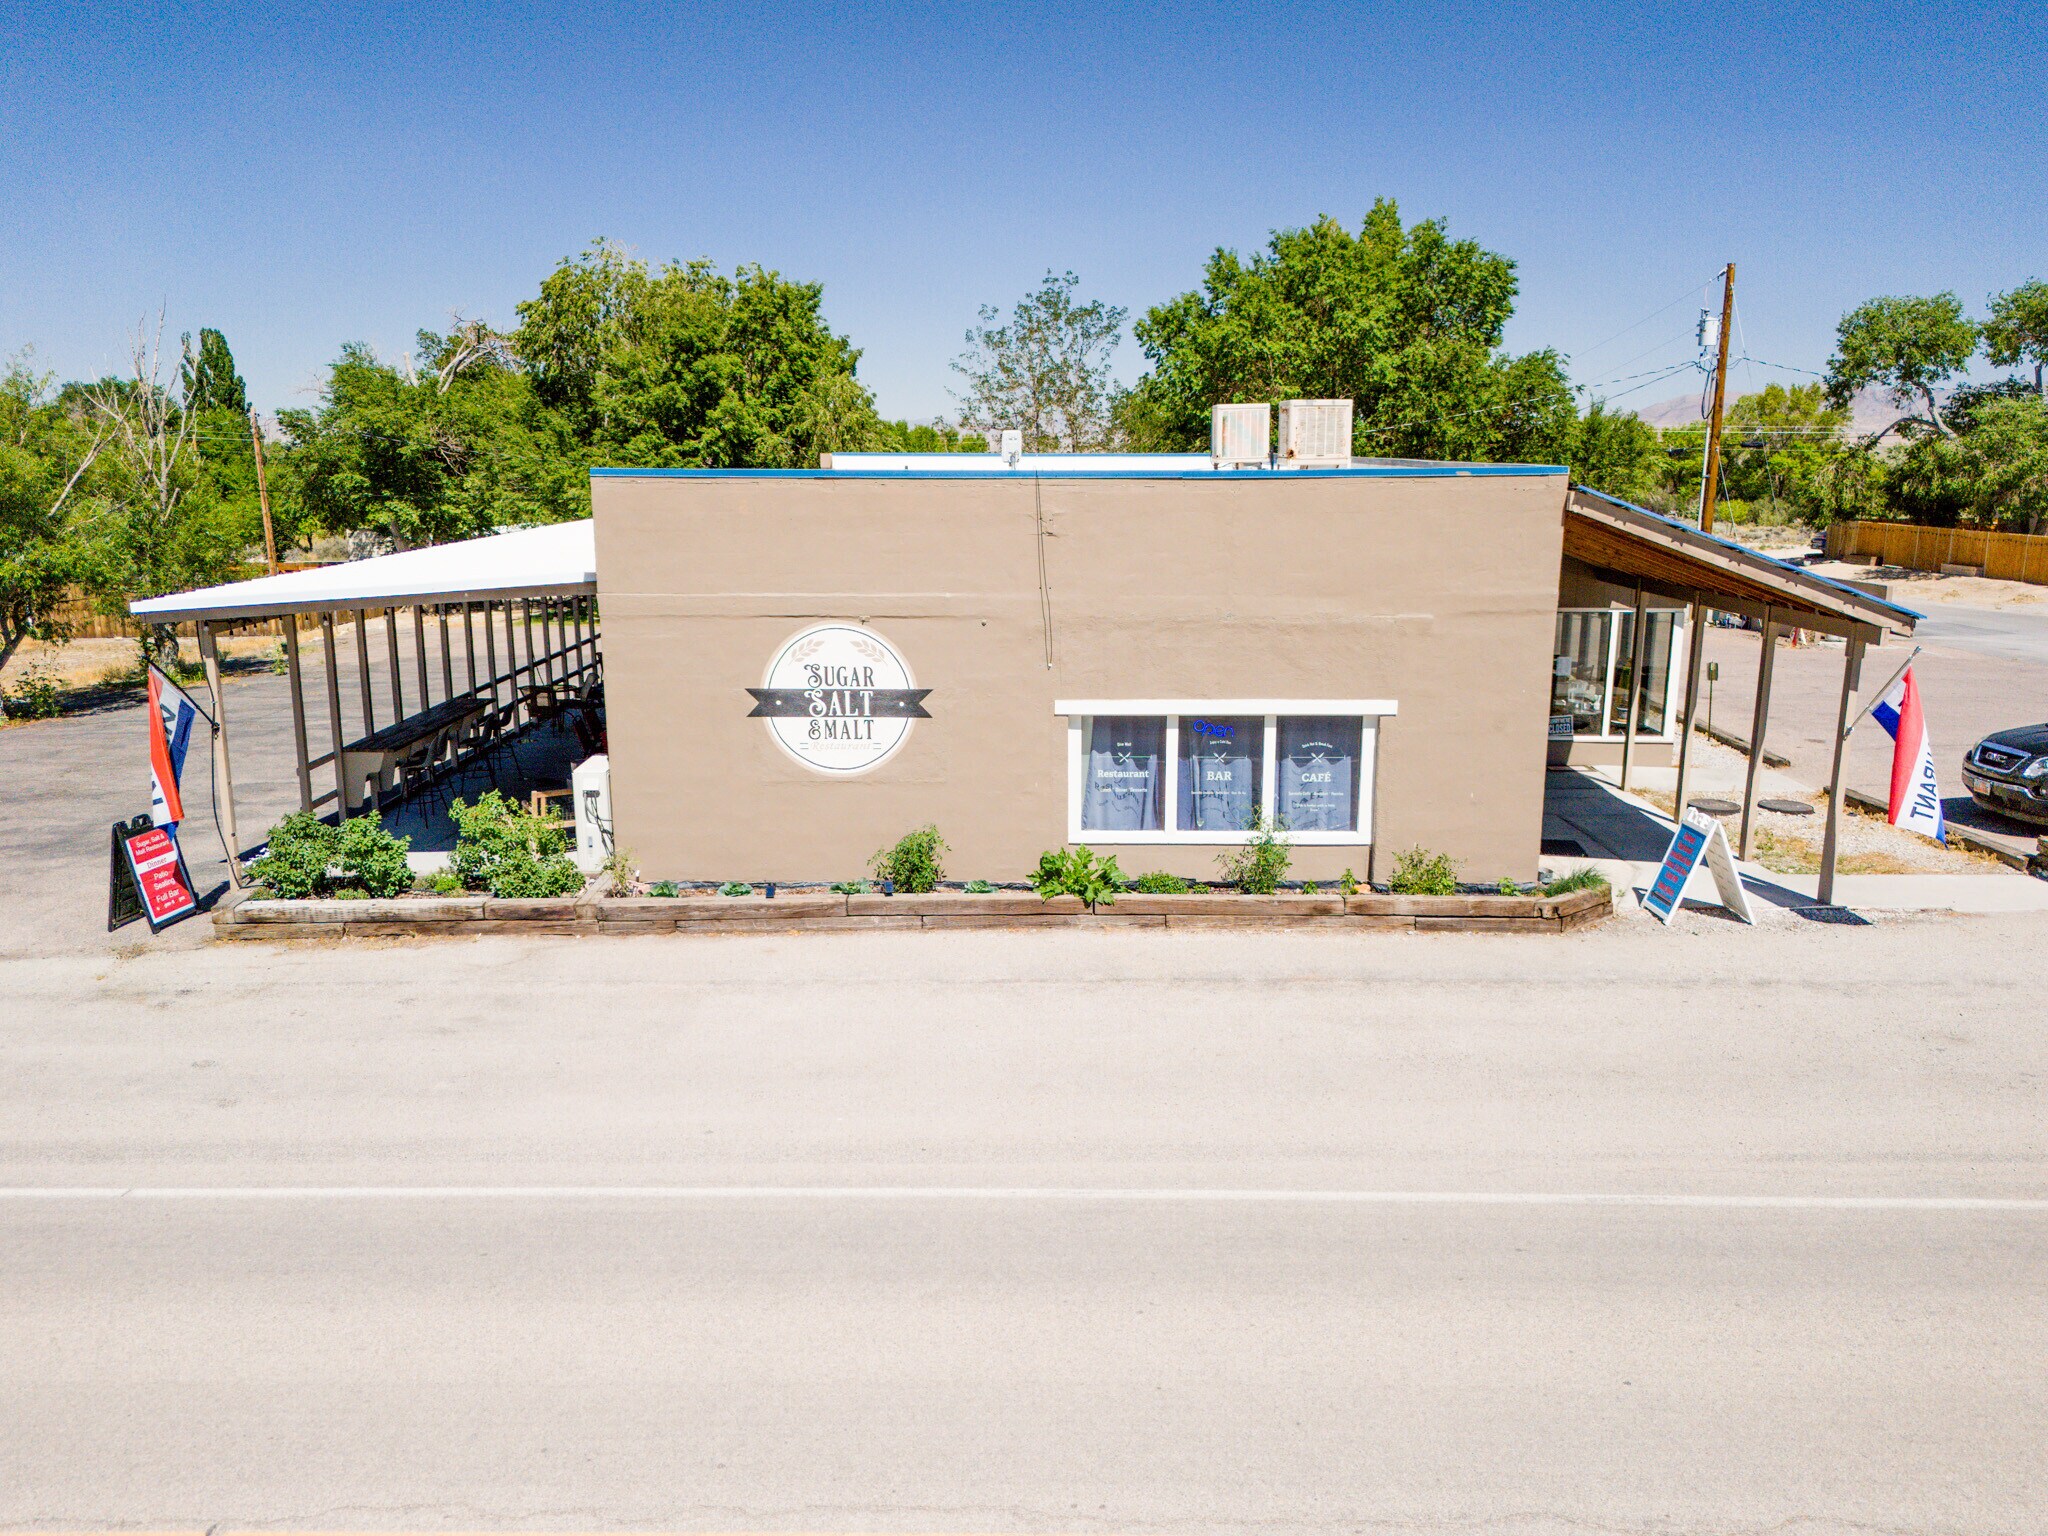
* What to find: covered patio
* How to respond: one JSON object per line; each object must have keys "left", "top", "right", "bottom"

{"left": 1558, "top": 488, "right": 1921, "bottom": 904}
{"left": 130, "top": 520, "right": 603, "bottom": 879}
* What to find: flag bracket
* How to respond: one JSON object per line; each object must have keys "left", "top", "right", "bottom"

{"left": 1842, "top": 645, "right": 1921, "bottom": 741}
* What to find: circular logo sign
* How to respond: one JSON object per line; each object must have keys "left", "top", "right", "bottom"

{"left": 748, "top": 623, "right": 928, "bottom": 776}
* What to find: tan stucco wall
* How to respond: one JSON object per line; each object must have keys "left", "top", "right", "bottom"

{"left": 592, "top": 470, "right": 1569, "bottom": 885}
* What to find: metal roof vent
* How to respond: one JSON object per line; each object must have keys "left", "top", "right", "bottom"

{"left": 1210, "top": 403, "right": 1270, "bottom": 468}
{"left": 1277, "top": 399, "right": 1353, "bottom": 467}
{"left": 999, "top": 428, "right": 1023, "bottom": 466}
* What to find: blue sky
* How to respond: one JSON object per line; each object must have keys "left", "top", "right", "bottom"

{"left": 3, "top": 0, "right": 2041, "bottom": 421}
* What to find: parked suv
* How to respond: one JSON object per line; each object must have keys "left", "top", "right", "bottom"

{"left": 1962, "top": 725, "right": 2048, "bottom": 826}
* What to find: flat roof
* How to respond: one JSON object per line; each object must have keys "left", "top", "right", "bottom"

{"left": 130, "top": 518, "right": 597, "bottom": 625}
{"left": 592, "top": 453, "right": 1568, "bottom": 480}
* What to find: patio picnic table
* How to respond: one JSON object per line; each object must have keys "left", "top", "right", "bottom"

{"left": 339, "top": 693, "right": 486, "bottom": 812}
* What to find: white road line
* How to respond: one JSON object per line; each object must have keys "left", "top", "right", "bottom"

{"left": 0, "top": 1186, "right": 2043, "bottom": 1210}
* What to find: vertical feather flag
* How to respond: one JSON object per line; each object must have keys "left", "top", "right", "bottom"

{"left": 1869, "top": 665, "right": 1944, "bottom": 843}
{"left": 146, "top": 664, "right": 210, "bottom": 829}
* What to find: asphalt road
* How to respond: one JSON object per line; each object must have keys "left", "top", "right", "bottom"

{"left": 1910, "top": 600, "right": 2048, "bottom": 665}
{"left": 4, "top": 925, "right": 2044, "bottom": 1533}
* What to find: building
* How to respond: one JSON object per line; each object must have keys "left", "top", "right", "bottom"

{"left": 133, "top": 422, "right": 1917, "bottom": 902}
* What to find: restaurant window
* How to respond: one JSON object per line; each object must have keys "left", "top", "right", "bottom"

{"left": 1080, "top": 715, "right": 1165, "bottom": 832}
{"left": 1276, "top": 715, "right": 1363, "bottom": 832}
{"left": 1177, "top": 715, "right": 1261, "bottom": 832}
{"left": 1552, "top": 608, "right": 1684, "bottom": 740}
{"left": 1056, "top": 701, "right": 1396, "bottom": 845}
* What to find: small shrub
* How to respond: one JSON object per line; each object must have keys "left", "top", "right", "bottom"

{"left": 648, "top": 881, "right": 681, "bottom": 898}
{"left": 1301, "top": 880, "right": 1320, "bottom": 895}
{"left": 829, "top": 879, "right": 871, "bottom": 895}
{"left": 245, "top": 812, "right": 336, "bottom": 900}
{"left": 963, "top": 880, "right": 996, "bottom": 894}
{"left": 3, "top": 662, "right": 63, "bottom": 720}
{"left": 332, "top": 887, "right": 369, "bottom": 901}
{"left": 1216, "top": 811, "right": 1290, "bottom": 895}
{"left": 719, "top": 881, "right": 753, "bottom": 897}
{"left": 1388, "top": 846, "right": 1458, "bottom": 896}
{"left": 1129, "top": 871, "right": 1191, "bottom": 894}
{"left": 1541, "top": 865, "right": 1610, "bottom": 897}
{"left": 266, "top": 641, "right": 290, "bottom": 675}
{"left": 336, "top": 815, "right": 413, "bottom": 898}
{"left": 449, "top": 790, "right": 583, "bottom": 899}
{"left": 1339, "top": 867, "right": 1360, "bottom": 897}
{"left": 869, "top": 824, "right": 946, "bottom": 893}
{"left": 1032, "top": 846, "right": 1125, "bottom": 905}
{"left": 601, "top": 846, "right": 637, "bottom": 898}
{"left": 1497, "top": 877, "right": 1520, "bottom": 896}
{"left": 424, "top": 869, "right": 464, "bottom": 894}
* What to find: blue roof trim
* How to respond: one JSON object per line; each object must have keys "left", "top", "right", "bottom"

{"left": 589, "top": 463, "right": 1569, "bottom": 481}
{"left": 1569, "top": 484, "right": 1923, "bottom": 624}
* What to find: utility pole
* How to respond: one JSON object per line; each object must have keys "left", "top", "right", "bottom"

{"left": 249, "top": 409, "right": 279, "bottom": 575}
{"left": 1698, "top": 263, "right": 1736, "bottom": 534}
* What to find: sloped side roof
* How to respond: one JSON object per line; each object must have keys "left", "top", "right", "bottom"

{"left": 130, "top": 519, "right": 596, "bottom": 624}
{"left": 1565, "top": 488, "right": 1918, "bottom": 638}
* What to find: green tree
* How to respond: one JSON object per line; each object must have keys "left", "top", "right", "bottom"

{"left": 1562, "top": 402, "right": 1662, "bottom": 505}
{"left": 181, "top": 327, "right": 249, "bottom": 415}
{"left": 82, "top": 319, "right": 249, "bottom": 655}
{"left": 1718, "top": 384, "right": 1851, "bottom": 522}
{"left": 512, "top": 240, "right": 882, "bottom": 469}
{"left": 0, "top": 354, "right": 110, "bottom": 697}
{"left": 874, "top": 419, "right": 987, "bottom": 452}
{"left": 1119, "top": 201, "right": 1575, "bottom": 463}
{"left": 283, "top": 326, "right": 580, "bottom": 549}
{"left": 1825, "top": 293, "right": 1979, "bottom": 438}
{"left": 1984, "top": 279, "right": 2048, "bottom": 396}
{"left": 1955, "top": 394, "right": 2048, "bottom": 532}
{"left": 952, "top": 271, "right": 1126, "bottom": 451}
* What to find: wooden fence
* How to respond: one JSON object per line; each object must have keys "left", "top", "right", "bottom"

{"left": 1826, "top": 521, "right": 2048, "bottom": 584}
{"left": 44, "top": 563, "right": 334, "bottom": 639}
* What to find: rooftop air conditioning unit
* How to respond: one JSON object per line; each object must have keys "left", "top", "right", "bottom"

{"left": 1211, "top": 403, "right": 1270, "bottom": 467}
{"left": 1278, "top": 399, "right": 1353, "bottom": 467}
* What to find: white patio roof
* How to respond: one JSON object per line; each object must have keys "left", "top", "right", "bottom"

{"left": 129, "top": 519, "right": 597, "bottom": 624}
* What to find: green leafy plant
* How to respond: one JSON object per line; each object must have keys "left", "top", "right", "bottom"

{"left": 1541, "top": 865, "right": 1610, "bottom": 897}
{"left": 1215, "top": 811, "right": 1290, "bottom": 895}
{"left": 1301, "top": 880, "right": 1320, "bottom": 895}
{"left": 601, "top": 846, "right": 637, "bottom": 898}
{"left": 963, "top": 880, "right": 996, "bottom": 894}
{"left": 1497, "top": 877, "right": 1521, "bottom": 896}
{"left": 719, "top": 881, "right": 753, "bottom": 898}
{"left": 1032, "top": 846, "right": 1125, "bottom": 905}
{"left": 1129, "top": 871, "right": 1192, "bottom": 894}
{"left": 245, "top": 812, "right": 335, "bottom": 900}
{"left": 648, "top": 881, "right": 681, "bottom": 898}
{"left": 1339, "top": 867, "right": 1359, "bottom": 897}
{"left": 423, "top": 869, "right": 464, "bottom": 894}
{"left": 2, "top": 662, "right": 62, "bottom": 719}
{"left": 448, "top": 790, "right": 583, "bottom": 899}
{"left": 869, "top": 824, "right": 947, "bottom": 893}
{"left": 1388, "top": 846, "right": 1459, "bottom": 896}
{"left": 245, "top": 810, "right": 412, "bottom": 899}
{"left": 332, "top": 887, "right": 369, "bottom": 901}
{"left": 829, "top": 879, "right": 871, "bottom": 895}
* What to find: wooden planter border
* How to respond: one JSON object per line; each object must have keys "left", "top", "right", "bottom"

{"left": 212, "top": 885, "right": 1610, "bottom": 939}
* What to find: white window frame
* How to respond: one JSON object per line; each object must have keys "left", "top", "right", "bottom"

{"left": 1555, "top": 607, "right": 1685, "bottom": 742}
{"left": 1054, "top": 699, "right": 1397, "bottom": 846}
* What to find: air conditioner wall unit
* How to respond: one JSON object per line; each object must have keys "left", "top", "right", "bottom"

{"left": 1210, "top": 402, "right": 1271, "bottom": 467}
{"left": 1278, "top": 399, "right": 1354, "bottom": 467}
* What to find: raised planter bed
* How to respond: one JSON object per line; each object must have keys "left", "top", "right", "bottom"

{"left": 211, "top": 884, "right": 1610, "bottom": 939}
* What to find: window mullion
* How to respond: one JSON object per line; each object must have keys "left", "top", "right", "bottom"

{"left": 1261, "top": 714, "right": 1277, "bottom": 828}
{"left": 1165, "top": 716, "right": 1180, "bottom": 840}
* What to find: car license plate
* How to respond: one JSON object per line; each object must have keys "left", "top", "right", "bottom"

{"left": 1964, "top": 771, "right": 1990, "bottom": 793}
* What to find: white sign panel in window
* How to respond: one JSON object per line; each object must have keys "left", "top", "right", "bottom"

{"left": 1178, "top": 714, "right": 1262, "bottom": 831}
{"left": 1276, "top": 715, "right": 1361, "bottom": 831}
{"left": 1082, "top": 716, "right": 1165, "bottom": 832}
{"left": 748, "top": 622, "right": 927, "bottom": 776}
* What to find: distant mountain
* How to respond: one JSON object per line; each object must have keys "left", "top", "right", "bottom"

{"left": 1626, "top": 383, "right": 1921, "bottom": 437}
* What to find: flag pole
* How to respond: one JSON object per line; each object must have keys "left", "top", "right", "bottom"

{"left": 1841, "top": 645, "right": 1921, "bottom": 740}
